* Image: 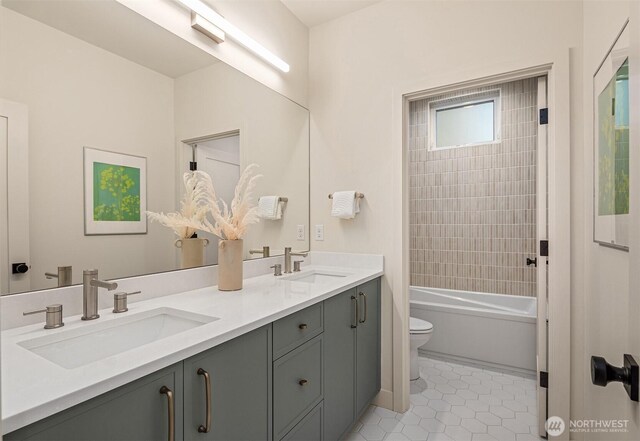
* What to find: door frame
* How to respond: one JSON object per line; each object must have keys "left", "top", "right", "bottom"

{"left": 0, "top": 99, "right": 30, "bottom": 295}
{"left": 391, "top": 51, "right": 571, "bottom": 437}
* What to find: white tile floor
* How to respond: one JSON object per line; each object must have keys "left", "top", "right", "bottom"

{"left": 348, "top": 357, "right": 542, "bottom": 441}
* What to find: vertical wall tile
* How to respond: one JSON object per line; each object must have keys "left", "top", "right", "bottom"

{"left": 409, "top": 79, "right": 537, "bottom": 297}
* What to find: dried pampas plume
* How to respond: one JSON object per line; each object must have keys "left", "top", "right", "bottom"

{"left": 146, "top": 172, "right": 209, "bottom": 239}
{"left": 185, "top": 164, "right": 262, "bottom": 240}
{"left": 147, "top": 165, "right": 262, "bottom": 241}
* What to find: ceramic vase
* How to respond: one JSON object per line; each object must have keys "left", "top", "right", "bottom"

{"left": 175, "top": 237, "right": 209, "bottom": 269}
{"left": 218, "top": 239, "right": 243, "bottom": 291}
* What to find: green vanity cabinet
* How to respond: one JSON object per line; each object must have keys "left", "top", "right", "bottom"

{"left": 323, "top": 278, "right": 381, "bottom": 440}
{"left": 5, "top": 277, "right": 381, "bottom": 441}
{"left": 183, "top": 325, "right": 272, "bottom": 441}
{"left": 5, "top": 363, "right": 184, "bottom": 441}
{"left": 355, "top": 278, "right": 382, "bottom": 417}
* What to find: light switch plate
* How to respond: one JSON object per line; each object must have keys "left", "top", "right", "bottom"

{"left": 315, "top": 224, "right": 324, "bottom": 241}
{"left": 296, "top": 225, "right": 305, "bottom": 241}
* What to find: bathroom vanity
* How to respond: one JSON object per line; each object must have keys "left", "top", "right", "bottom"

{"left": 2, "top": 258, "right": 382, "bottom": 441}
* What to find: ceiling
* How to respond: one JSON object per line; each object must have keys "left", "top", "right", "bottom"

{"left": 3, "top": 0, "right": 217, "bottom": 78}
{"left": 281, "top": 0, "right": 382, "bottom": 28}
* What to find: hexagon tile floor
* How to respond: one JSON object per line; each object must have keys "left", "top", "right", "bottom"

{"left": 347, "top": 357, "right": 542, "bottom": 441}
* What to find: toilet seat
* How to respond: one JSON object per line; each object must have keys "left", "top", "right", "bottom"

{"left": 410, "top": 317, "right": 433, "bottom": 334}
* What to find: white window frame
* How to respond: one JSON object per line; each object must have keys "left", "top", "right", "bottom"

{"left": 428, "top": 89, "right": 502, "bottom": 150}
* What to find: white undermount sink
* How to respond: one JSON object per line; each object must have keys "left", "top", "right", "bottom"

{"left": 18, "top": 307, "right": 218, "bottom": 369}
{"left": 283, "top": 270, "right": 351, "bottom": 284}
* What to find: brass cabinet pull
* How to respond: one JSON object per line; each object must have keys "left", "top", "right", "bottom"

{"left": 299, "top": 379, "right": 308, "bottom": 386}
{"left": 197, "top": 368, "right": 212, "bottom": 433}
{"left": 359, "top": 292, "right": 368, "bottom": 323}
{"left": 299, "top": 323, "right": 308, "bottom": 330}
{"left": 159, "top": 386, "right": 175, "bottom": 441}
{"left": 351, "top": 295, "right": 358, "bottom": 328}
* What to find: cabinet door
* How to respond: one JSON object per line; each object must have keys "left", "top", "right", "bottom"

{"left": 183, "top": 325, "right": 272, "bottom": 441}
{"left": 356, "top": 278, "right": 381, "bottom": 417}
{"left": 5, "top": 364, "right": 183, "bottom": 441}
{"left": 323, "top": 288, "right": 357, "bottom": 441}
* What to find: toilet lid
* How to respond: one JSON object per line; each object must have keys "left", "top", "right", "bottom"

{"left": 410, "top": 317, "right": 433, "bottom": 332}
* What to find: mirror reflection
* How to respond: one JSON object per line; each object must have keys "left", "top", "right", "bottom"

{"left": 0, "top": 1, "right": 310, "bottom": 295}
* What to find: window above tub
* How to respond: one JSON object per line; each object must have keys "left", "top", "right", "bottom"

{"left": 428, "top": 90, "right": 501, "bottom": 150}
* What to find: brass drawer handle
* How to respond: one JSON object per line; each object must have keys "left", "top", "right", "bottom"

{"left": 351, "top": 295, "right": 358, "bottom": 328}
{"left": 299, "top": 323, "right": 308, "bottom": 330}
{"left": 159, "top": 386, "right": 175, "bottom": 441}
{"left": 197, "top": 368, "right": 212, "bottom": 433}
{"left": 299, "top": 379, "right": 308, "bottom": 386}
{"left": 359, "top": 292, "right": 367, "bottom": 323}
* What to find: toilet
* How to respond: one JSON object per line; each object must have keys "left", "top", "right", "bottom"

{"left": 410, "top": 317, "right": 434, "bottom": 381}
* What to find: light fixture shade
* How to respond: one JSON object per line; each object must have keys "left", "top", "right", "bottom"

{"left": 176, "top": 0, "right": 290, "bottom": 73}
{"left": 191, "top": 12, "right": 225, "bottom": 44}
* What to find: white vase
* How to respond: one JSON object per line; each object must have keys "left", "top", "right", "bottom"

{"left": 218, "top": 239, "right": 243, "bottom": 291}
{"left": 175, "top": 238, "right": 209, "bottom": 269}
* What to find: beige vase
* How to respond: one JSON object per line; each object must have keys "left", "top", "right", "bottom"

{"left": 175, "top": 238, "right": 209, "bottom": 269}
{"left": 218, "top": 239, "right": 243, "bottom": 291}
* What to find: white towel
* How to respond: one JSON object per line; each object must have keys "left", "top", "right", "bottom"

{"left": 258, "top": 196, "right": 283, "bottom": 220}
{"left": 331, "top": 191, "right": 360, "bottom": 219}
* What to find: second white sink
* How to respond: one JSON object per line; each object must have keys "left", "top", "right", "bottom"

{"left": 19, "top": 307, "right": 218, "bottom": 369}
{"left": 283, "top": 270, "right": 350, "bottom": 284}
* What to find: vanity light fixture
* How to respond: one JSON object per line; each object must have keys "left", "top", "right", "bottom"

{"left": 175, "top": 0, "right": 290, "bottom": 73}
{"left": 191, "top": 12, "right": 225, "bottom": 44}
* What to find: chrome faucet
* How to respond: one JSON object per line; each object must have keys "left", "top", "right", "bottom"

{"left": 249, "top": 246, "right": 270, "bottom": 257}
{"left": 82, "top": 269, "right": 118, "bottom": 320}
{"left": 284, "top": 247, "right": 308, "bottom": 274}
{"left": 45, "top": 266, "right": 73, "bottom": 287}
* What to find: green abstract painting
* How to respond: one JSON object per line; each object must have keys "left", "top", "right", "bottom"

{"left": 598, "top": 58, "right": 629, "bottom": 216}
{"left": 93, "top": 162, "right": 141, "bottom": 221}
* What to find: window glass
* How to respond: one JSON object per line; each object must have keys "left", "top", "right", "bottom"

{"left": 435, "top": 101, "right": 494, "bottom": 148}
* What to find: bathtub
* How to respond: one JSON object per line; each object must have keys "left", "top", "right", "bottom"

{"left": 410, "top": 286, "right": 537, "bottom": 375}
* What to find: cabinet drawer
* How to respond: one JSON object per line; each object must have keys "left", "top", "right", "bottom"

{"left": 273, "top": 335, "right": 323, "bottom": 439}
{"left": 281, "top": 402, "right": 323, "bottom": 441}
{"left": 273, "top": 303, "right": 323, "bottom": 359}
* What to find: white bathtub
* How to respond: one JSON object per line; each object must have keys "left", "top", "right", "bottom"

{"left": 410, "top": 286, "right": 537, "bottom": 375}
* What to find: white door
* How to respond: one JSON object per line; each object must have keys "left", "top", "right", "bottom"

{"left": 182, "top": 134, "right": 240, "bottom": 265}
{"left": 0, "top": 99, "right": 30, "bottom": 295}
{"left": 1, "top": 115, "right": 8, "bottom": 293}
{"left": 584, "top": 17, "right": 640, "bottom": 441}
{"left": 536, "top": 76, "right": 549, "bottom": 437}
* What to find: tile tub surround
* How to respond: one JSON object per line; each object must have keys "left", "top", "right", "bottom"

{"left": 409, "top": 78, "right": 538, "bottom": 297}
{"left": 349, "top": 357, "right": 540, "bottom": 441}
{"left": 0, "top": 252, "right": 383, "bottom": 433}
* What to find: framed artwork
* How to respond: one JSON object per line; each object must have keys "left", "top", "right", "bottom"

{"left": 84, "top": 147, "right": 147, "bottom": 235}
{"left": 594, "top": 21, "right": 630, "bottom": 250}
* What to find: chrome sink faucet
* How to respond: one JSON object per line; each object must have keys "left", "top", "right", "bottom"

{"left": 284, "top": 247, "right": 308, "bottom": 274}
{"left": 82, "top": 269, "right": 118, "bottom": 320}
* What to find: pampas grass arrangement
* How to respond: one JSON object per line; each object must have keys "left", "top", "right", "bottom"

{"left": 146, "top": 172, "right": 209, "bottom": 239}
{"left": 147, "top": 164, "right": 262, "bottom": 241}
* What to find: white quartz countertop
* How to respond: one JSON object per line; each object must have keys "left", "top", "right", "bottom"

{"left": 1, "top": 263, "right": 383, "bottom": 434}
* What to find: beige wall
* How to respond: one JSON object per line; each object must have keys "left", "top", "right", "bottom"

{"left": 117, "top": 0, "right": 309, "bottom": 106}
{"left": 174, "top": 62, "right": 310, "bottom": 256}
{"left": 308, "top": 0, "right": 582, "bottom": 410}
{"left": 0, "top": 7, "right": 177, "bottom": 289}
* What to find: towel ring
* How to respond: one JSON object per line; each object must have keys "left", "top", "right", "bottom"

{"left": 328, "top": 192, "right": 365, "bottom": 199}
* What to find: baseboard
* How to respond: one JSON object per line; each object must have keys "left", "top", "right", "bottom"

{"left": 419, "top": 349, "right": 536, "bottom": 379}
{"left": 373, "top": 388, "right": 394, "bottom": 410}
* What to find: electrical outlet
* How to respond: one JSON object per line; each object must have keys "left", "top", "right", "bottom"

{"left": 315, "top": 224, "right": 324, "bottom": 241}
{"left": 296, "top": 225, "right": 305, "bottom": 241}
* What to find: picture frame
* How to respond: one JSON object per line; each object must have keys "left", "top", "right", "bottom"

{"left": 84, "top": 147, "right": 147, "bottom": 235}
{"left": 593, "top": 20, "right": 630, "bottom": 250}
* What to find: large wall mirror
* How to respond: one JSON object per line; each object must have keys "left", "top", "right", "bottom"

{"left": 0, "top": 0, "right": 310, "bottom": 295}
